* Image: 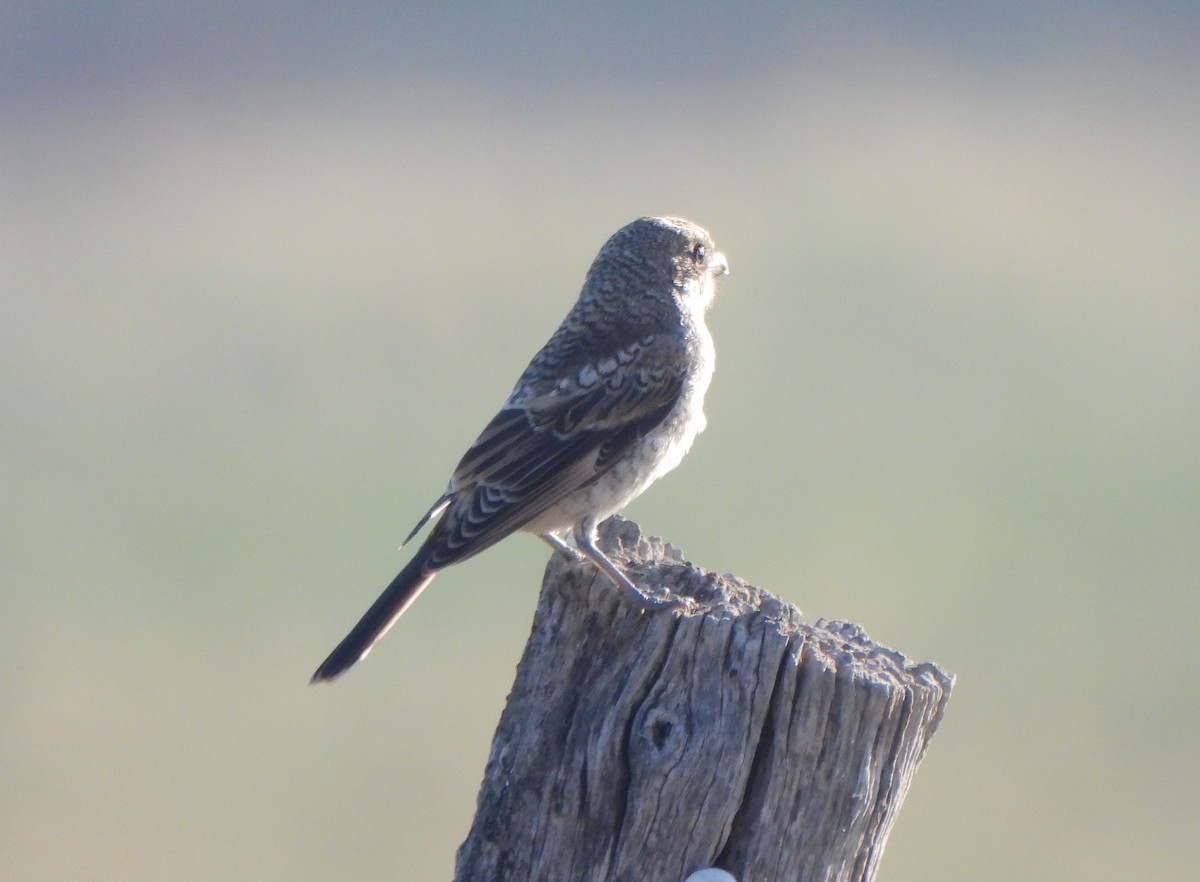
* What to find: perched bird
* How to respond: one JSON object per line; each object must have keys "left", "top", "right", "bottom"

{"left": 312, "top": 216, "right": 728, "bottom": 682}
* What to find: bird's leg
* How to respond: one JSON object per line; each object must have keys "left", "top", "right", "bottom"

{"left": 572, "top": 518, "right": 680, "bottom": 610}
{"left": 539, "top": 531, "right": 582, "bottom": 561}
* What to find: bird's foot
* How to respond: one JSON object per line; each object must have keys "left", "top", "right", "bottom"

{"left": 545, "top": 528, "right": 689, "bottom": 611}
{"left": 576, "top": 534, "right": 688, "bottom": 611}
{"left": 625, "top": 580, "right": 688, "bottom": 610}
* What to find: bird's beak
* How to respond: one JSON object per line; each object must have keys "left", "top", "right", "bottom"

{"left": 710, "top": 251, "right": 730, "bottom": 277}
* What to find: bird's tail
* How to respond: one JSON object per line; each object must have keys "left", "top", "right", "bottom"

{"left": 311, "top": 555, "right": 437, "bottom": 683}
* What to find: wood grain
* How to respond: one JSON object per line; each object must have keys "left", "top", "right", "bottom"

{"left": 454, "top": 517, "right": 953, "bottom": 882}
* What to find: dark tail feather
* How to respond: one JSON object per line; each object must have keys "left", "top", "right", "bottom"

{"left": 311, "top": 556, "right": 437, "bottom": 683}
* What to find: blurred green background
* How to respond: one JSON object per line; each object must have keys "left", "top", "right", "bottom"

{"left": 3, "top": 3, "right": 1197, "bottom": 880}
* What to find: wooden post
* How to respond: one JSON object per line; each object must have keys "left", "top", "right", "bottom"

{"left": 454, "top": 517, "right": 954, "bottom": 882}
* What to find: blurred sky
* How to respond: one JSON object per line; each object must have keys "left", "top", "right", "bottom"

{"left": 3, "top": 3, "right": 1198, "bottom": 881}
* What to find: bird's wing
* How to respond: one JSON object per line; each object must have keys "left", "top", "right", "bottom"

{"left": 420, "top": 333, "right": 687, "bottom": 569}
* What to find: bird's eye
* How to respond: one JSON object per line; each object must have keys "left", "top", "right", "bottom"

{"left": 691, "top": 244, "right": 707, "bottom": 264}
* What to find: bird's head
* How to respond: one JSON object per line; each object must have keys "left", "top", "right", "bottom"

{"left": 590, "top": 216, "right": 728, "bottom": 317}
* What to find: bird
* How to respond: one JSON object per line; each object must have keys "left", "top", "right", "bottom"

{"left": 311, "top": 216, "right": 728, "bottom": 683}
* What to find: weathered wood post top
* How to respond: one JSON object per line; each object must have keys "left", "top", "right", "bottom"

{"left": 455, "top": 516, "right": 954, "bottom": 882}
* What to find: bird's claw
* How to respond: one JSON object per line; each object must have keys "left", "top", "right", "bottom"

{"left": 626, "top": 581, "right": 688, "bottom": 611}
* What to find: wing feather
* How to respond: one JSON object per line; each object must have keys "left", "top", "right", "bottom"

{"left": 417, "top": 332, "right": 687, "bottom": 569}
